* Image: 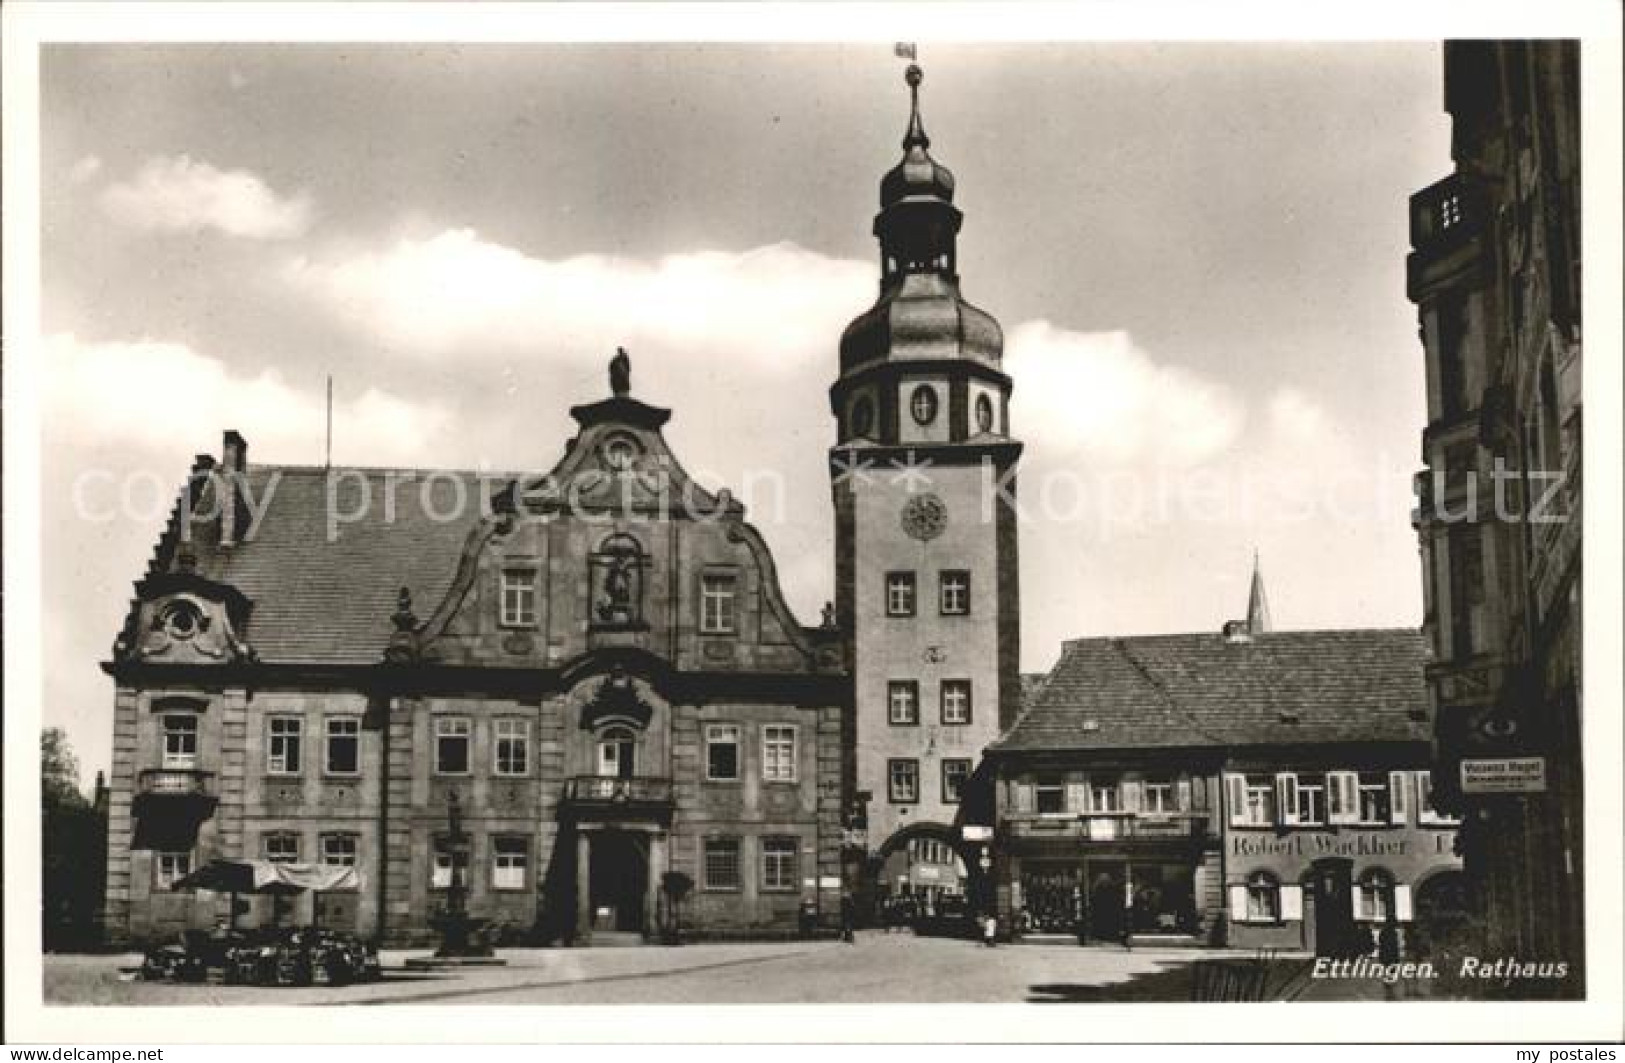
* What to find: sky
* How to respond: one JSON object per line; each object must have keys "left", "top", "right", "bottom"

{"left": 37, "top": 42, "right": 1451, "bottom": 787}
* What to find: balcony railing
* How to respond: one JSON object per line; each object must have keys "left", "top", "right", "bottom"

{"left": 133, "top": 768, "right": 218, "bottom": 817}
{"left": 561, "top": 775, "right": 674, "bottom": 813}
{"left": 1004, "top": 811, "right": 1210, "bottom": 843}
{"left": 137, "top": 768, "right": 216, "bottom": 798}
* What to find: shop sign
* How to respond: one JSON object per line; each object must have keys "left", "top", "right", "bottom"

{"left": 960, "top": 825, "right": 993, "bottom": 842}
{"left": 818, "top": 875, "right": 842, "bottom": 890}
{"left": 1461, "top": 757, "right": 1546, "bottom": 794}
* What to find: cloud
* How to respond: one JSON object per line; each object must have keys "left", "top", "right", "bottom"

{"left": 68, "top": 155, "right": 102, "bottom": 184}
{"left": 99, "top": 155, "right": 312, "bottom": 240}
{"left": 42, "top": 333, "right": 448, "bottom": 467}
{"left": 1007, "top": 320, "right": 1246, "bottom": 469}
{"left": 281, "top": 229, "right": 872, "bottom": 369}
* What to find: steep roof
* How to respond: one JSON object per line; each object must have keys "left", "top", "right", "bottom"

{"left": 207, "top": 466, "right": 485, "bottom": 665}
{"left": 995, "top": 629, "right": 1430, "bottom": 754}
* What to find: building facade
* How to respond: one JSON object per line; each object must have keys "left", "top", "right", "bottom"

{"left": 1406, "top": 40, "right": 1583, "bottom": 993}
{"left": 828, "top": 63, "right": 1022, "bottom": 915}
{"left": 103, "top": 377, "right": 847, "bottom": 947}
{"left": 989, "top": 606, "right": 1463, "bottom": 955}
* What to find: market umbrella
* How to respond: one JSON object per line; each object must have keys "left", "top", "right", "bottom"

{"left": 172, "top": 860, "right": 362, "bottom": 927}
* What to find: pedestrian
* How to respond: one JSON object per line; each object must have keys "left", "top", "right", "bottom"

{"left": 839, "top": 891, "right": 856, "bottom": 943}
{"left": 982, "top": 911, "right": 997, "bottom": 948}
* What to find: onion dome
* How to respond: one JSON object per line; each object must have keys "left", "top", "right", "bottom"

{"left": 879, "top": 64, "right": 957, "bottom": 208}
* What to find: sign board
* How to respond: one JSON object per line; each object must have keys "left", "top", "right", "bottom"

{"left": 960, "top": 825, "right": 993, "bottom": 842}
{"left": 818, "top": 876, "right": 842, "bottom": 890}
{"left": 1461, "top": 757, "right": 1547, "bottom": 794}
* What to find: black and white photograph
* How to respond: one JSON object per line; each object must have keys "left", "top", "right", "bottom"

{"left": 4, "top": 1, "right": 1620, "bottom": 1046}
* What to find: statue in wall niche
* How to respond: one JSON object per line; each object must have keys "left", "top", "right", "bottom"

{"left": 598, "top": 552, "right": 634, "bottom": 624}
{"left": 610, "top": 347, "right": 631, "bottom": 397}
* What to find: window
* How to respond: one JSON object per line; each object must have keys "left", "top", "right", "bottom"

{"left": 885, "top": 572, "right": 916, "bottom": 617}
{"left": 975, "top": 393, "right": 995, "bottom": 434}
{"left": 155, "top": 851, "right": 191, "bottom": 890}
{"left": 849, "top": 395, "right": 874, "bottom": 438}
{"left": 1244, "top": 871, "right": 1280, "bottom": 922}
{"left": 1143, "top": 778, "right": 1175, "bottom": 814}
{"left": 492, "top": 837, "right": 528, "bottom": 890}
{"left": 1225, "top": 774, "right": 1275, "bottom": 826}
{"left": 939, "top": 571, "right": 971, "bottom": 616}
{"left": 1449, "top": 526, "right": 1485, "bottom": 659}
{"left": 325, "top": 717, "right": 360, "bottom": 776}
{"left": 598, "top": 726, "right": 636, "bottom": 779}
{"left": 940, "top": 680, "right": 972, "bottom": 725}
{"left": 1355, "top": 869, "right": 1396, "bottom": 922}
{"left": 909, "top": 384, "right": 939, "bottom": 426}
{"left": 493, "top": 719, "right": 530, "bottom": 777}
{"left": 703, "top": 837, "right": 741, "bottom": 890}
{"left": 1416, "top": 770, "right": 1460, "bottom": 825}
{"left": 887, "top": 681, "right": 920, "bottom": 725}
{"left": 1035, "top": 776, "right": 1067, "bottom": 815}
{"left": 942, "top": 759, "right": 971, "bottom": 804}
{"left": 1356, "top": 772, "right": 1390, "bottom": 823}
{"left": 1090, "top": 779, "right": 1120, "bottom": 813}
{"left": 762, "top": 836, "right": 799, "bottom": 892}
{"left": 320, "top": 834, "right": 357, "bottom": 868}
{"left": 267, "top": 717, "right": 302, "bottom": 775}
{"left": 705, "top": 724, "right": 740, "bottom": 781}
{"left": 1296, "top": 773, "right": 1326, "bottom": 825}
{"left": 699, "top": 572, "right": 738, "bottom": 634}
{"left": 762, "top": 724, "right": 797, "bottom": 782}
{"left": 888, "top": 759, "right": 920, "bottom": 803}
{"left": 434, "top": 717, "right": 471, "bottom": 775}
{"left": 162, "top": 714, "right": 199, "bottom": 769}
{"left": 500, "top": 568, "right": 537, "bottom": 627}
{"left": 263, "top": 833, "right": 300, "bottom": 864}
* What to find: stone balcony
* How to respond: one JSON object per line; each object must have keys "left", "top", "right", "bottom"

{"left": 133, "top": 767, "right": 218, "bottom": 817}
{"left": 560, "top": 775, "right": 675, "bottom": 821}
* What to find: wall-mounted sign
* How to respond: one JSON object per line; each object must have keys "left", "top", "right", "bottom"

{"left": 819, "top": 876, "right": 843, "bottom": 890}
{"left": 1462, "top": 757, "right": 1547, "bottom": 794}
{"left": 960, "top": 825, "right": 993, "bottom": 842}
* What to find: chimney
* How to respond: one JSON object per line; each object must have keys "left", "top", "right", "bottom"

{"left": 219, "top": 430, "right": 249, "bottom": 546}
{"left": 222, "top": 430, "right": 248, "bottom": 474}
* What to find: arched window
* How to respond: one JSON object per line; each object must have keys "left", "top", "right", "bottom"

{"left": 597, "top": 725, "right": 637, "bottom": 780}
{"left": 849, "top": 395, "right": 875, "bottom": 439}
{"left": 1355, "top": 868, "right": 1396, "bottom": 922}
{"left": 1245, "top": 870, "right": 1280, "bottom": 922}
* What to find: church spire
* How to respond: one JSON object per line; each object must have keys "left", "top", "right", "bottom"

{"left": 1246, "top": 550, "right": 1272, "bottom": 635}
{"left": 903, "top": 62, "right": 929, "bottom": 149}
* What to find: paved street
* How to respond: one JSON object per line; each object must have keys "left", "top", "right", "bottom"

{"left": 45, "top": 934, "right": 1305, "bottom": 1005}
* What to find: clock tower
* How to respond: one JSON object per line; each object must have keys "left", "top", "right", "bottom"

{"left": 830, "top": 63, "right": 1021, "bottom": 903}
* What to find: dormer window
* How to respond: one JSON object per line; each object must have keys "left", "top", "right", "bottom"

{"left": 500, "top": 568, "right": 537, "bottom": 628}
{"left": 700, "top": 571, "right": 738, "bottom": 634}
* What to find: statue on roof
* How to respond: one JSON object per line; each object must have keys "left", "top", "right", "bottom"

{"left": 610, "top": 347, "right": 631, "bottom": 397}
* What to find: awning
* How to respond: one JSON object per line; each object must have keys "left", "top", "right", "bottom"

{"left": 172, "top": 859, "right": 362, "bottom": 894}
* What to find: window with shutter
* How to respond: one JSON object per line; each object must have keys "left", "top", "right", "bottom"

{"left": 1176, "top": 776, "right": 1192, "bottom": 811}
{"left": 1224, "top": 774, "right": 1247, "bottom": 827}
{"left": 1013, "top": 781, "right": 1034, "bottom": 813}
{"left": 1328, "top": 772, "right": 1359, "bottom": 824}
{"left": 1229, "top": 885, "right": 1249, "bottom": 922}
{"left": 1121, "top": 779, "right": 1143, "bottom": 813}
{"left": 1281, "top": 885, "right": 1304, "bottom": 922}
{"left": 1275, "top": 773, "right": 1299, "bottom": 824}
{"left": 1395, "top": 884, "right": 1414, "bottom": 922}
{"left": 1388, "top": 771, "right": 1410, "bottom": 825}
{"left": 1065, "top": 781, "right": 1089, "bottom": 814}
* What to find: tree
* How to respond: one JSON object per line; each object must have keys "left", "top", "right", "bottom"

{"left": 42, "top": 728, "right": 106, "bottom": 951}
{"left": 42, "top": 727, "right": 87, "bottom": 809}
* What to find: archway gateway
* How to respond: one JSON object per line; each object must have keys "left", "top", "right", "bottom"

{"left": 862, "top": 822, "right": 993, "bottom": 927}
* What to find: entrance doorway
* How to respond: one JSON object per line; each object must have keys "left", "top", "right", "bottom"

{"left": 588, "top": 831, "right": 648, "bottom": 932}
{"left": 1087, "top": 863, "right": 1126, "bottom": 941}
{"left": 1308, "top": 857, "right": 1356, "bottom": 957}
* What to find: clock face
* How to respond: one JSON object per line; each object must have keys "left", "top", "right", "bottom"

{"left": 909, "top": 385, "right": 939, "bottom": 426}
{"left": 901, "top": 493, "right": 948, "bottom": 541}
{"left": 975, "top": 393, "right": 995, "bottom": 433}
